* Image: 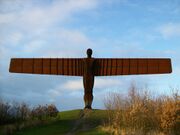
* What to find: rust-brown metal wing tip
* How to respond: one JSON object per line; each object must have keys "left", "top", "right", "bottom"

{"left": 9, "top": 58, "right": 13, "bottom": 73}
{"left": 9, "top": 58, "right": 19, "bottom": 73}
{"left": 169, "top": 58, "right": 173, "bottom": 73}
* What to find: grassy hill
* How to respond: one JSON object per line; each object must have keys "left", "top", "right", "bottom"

{"left": 10, "top": 109, "right": 109, "bottom": 135}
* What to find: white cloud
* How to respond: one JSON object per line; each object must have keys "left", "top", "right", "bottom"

{"left": 57, "top": 29, "right": 92, "bottom": 46}
{"left": 0, "top": 0, "right": 97, "bottom": 58}
{"left": 48, "top": 88, "right": 62, "bottom": 97}
{"left": 0, "top": 0, "right": 99, "bottom": 30}
{"left": 60, "top": 78, "right": 122, "bottom": 91}
{"left": 95, "top": 78, "right": 122, "bottom": 89}
{"left": 173, "top": 67, "right": 180, "bottom": 75}
{"left": 47, "top": 77, "right": 122, "bottom": 95}
{"left": 158, "top": 23, "right": 180, "bottom": 38}
{"left": 46, "top": 78, "right": 123, "bottom": 102}
{"left": 9, "top": 32, "right": 23, "bottom": 45}
{"left": 62, "top": 79, "right": 83, "bottom": 90}
{"left": 23, "top": 40, "right": 46, "bottom": 53}
{"left": 0, "top": 13, "right": 16, "bottom": 24}
{"left": 44, "top": 29, "right": 93, "bottom": 56}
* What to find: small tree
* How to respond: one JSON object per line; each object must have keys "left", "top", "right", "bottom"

{"left": 47, "top": 104, "right": 59, "bottom": 117}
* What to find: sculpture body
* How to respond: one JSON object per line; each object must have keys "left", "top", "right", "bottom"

{"left": 83, "top": 49, "right": 94, "bottom": 109}
{"left": 9, "top": 49, "right": 172, "bottom": 109}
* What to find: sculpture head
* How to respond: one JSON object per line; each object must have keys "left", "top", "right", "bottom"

{"left": 87, "top": 48, "right": 93, "bottom": 58}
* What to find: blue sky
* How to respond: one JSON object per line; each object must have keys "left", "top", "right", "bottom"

{"left": 0, "top": 0, "right": 180, "bottom": 110}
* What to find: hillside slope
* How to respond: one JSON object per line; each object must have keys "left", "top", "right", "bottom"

{"left": 12, "top": 109, "right": 109, "bottom": 135}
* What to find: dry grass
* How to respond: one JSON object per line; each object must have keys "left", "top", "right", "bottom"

{"left": 103, "top": 84, "right": 180, "bottom": 135}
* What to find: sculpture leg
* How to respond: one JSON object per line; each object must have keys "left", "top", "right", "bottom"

{"left": 83, "top": 75, "right": 94, "bottom": 109}
{"left": 84, "top": 92, "right": 93, "bottom": 109}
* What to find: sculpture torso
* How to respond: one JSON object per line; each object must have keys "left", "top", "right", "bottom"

{"left": 83, "top": 58, "right": 94, "bottom": 91}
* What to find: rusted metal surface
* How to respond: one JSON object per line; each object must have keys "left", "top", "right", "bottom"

{"left": 9, "top": 48, "right": 172, "bottom": 109}
{"left": 10, "top": 58, "right": 172, "bottom": 76}
{"left": 94, "top": 58, "right": 172, "bottom": 76}
{"left": 10, "top": 58, "right": 84, "bottom": 76}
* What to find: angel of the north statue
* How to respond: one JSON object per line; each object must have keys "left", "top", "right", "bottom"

{"left": 9, "top": 48, "right": 172, "bottom": 109}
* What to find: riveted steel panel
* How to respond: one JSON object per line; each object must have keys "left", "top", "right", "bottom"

{"left": 122, "top": 59, "right": 129, "bottom": 75}
{"left": 58, "top": 59, "right": 63, "bottom": 75}
{"left": 107, "top": 59, "right": 112, "bottom": 75}
{"left": 42, "top": 59, "right": 50, "bottom": 74}
{"left": 73, "top": 59, "right": 76, "bottom": 76}
{"left": 130, "top": 59, "right": 138, "bottom": 74}
{"left": 138, "top": 59, "right": 148, "bottom": 74}
{"left": 159, "top": 59, "right": 172, "bottom": 73}
{"left": 50, "top": 59, "right": 58, "bottom": 75}
{"left": 34, "top": 59, "right": 42, "bottom": 74}
{"left": 68, "top": 59, "right": 73, "bottom": 75}
{"left": 22, "top": 59, "right": 33, "bottom": 73}
{"left": 111, "top": 59, "right": 117, "bottom": 75}
{"left": 9, "top": 58, "right": 22, "bottom": 73}
{"left": 116, "top": 59, "right": 123, "bottom": 75}
{"left": 147, "top": 59, "right": 159, "bottom": 74}
{"left": 63, "top": 59, "right": 68, "bottom": 75}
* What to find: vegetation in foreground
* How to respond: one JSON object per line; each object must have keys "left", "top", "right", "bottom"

{"left": 0, "top": 109, "right": 108, "bottom": 135}
{"left": 0, "top": 102, "right": 59, "bottom": 135}
{"left": 103, "top": 84, "right": 180, "bottom": 135}
{"left": 0, "top": 85, "right": 179, "bottom": 135}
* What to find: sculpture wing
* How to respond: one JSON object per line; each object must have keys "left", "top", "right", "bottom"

{"left": 9, "top": 58, "right": 84, "bottom": 76}
{"left": 94, "top": 58, "right": 172, "bottom": 76}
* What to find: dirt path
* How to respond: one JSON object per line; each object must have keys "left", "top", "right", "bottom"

{"left": 66, "top": 109, "right": 93, "bottom": 135}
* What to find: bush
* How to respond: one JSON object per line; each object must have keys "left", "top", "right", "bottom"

{"left": 31, "top": 104, "right": 59, "bottom": 120}
{"left": 47, "top": 104, "right": 59, "bottom": 117}
{"left": 0, "top": 100, "right": 11, "bottom": 125}
{"left": 157, "top": 96, "right": 180, "bottom": 134}
{"left": 103, "top": 85, "right": 180, "bottom": 135}
{"left": 0, "top": 101, "right": 59, "bottom": 125}
{"left": 0, "top": 101, "right": 59, "bottom": 135}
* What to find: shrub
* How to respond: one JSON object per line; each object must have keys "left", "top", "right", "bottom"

{"left": 0, "top": 100, "right": 59, "bottom": 125}
{"left": 0, "top": 101, "right": 59, "bottom": 135}
{"left": 31, "top": 104, "right": 59, "bottom": 120}
{"left": 103, "top": 85, "right": 180, "bottom": 135}
{"left": 47, "top": 104, "right": 59, "bottom": 117}
{"left": 157, "top": 96, "right": 180, "bottom": 135}
{"left": 0, "top": 100, "right": 12, "bottom": 125}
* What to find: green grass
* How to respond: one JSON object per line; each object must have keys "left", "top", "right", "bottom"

{"left": 2, "top": 109, "right": 109, "bottom": 135}
{"left": 0, "top": 126, "right": 4, "bottom": 135}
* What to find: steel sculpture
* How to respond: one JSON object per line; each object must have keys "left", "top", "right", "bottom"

{"left": 9, "top": 48, "right": 172, "bottom": 109}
